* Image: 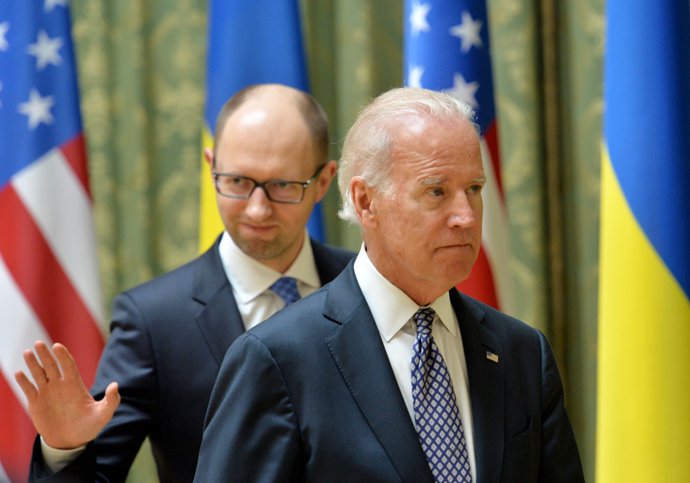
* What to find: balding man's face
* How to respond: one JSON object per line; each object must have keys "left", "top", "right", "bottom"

{"left": 210, "top": 96, "right": 327, "bottom": 273}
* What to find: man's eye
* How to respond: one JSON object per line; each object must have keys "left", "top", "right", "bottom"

{"left": 430, "top": 187, "right": 444, "bottom": 196}
{"left": 469, "top": 184, "right": 483, "bottom": 194}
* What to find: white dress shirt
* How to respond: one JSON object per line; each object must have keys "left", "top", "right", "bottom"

{"left": 218, "top": 230, "right": 321, "bottom": 330}
{"left": 353, "top": 244, "right": 477, "bottom": 482}
{"left": 42, "top": 230, "right": 320, "bottom": 472}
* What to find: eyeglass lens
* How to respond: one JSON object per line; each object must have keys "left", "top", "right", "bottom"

{"left": 215, "top": 176, "right": 304, "bottom": 202}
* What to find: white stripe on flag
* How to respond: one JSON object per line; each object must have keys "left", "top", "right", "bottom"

{"left": 0, "top": 255, "right": 51, "bottom": 411}
{"left": 13, "top": 148, "right": 104, "bottom": 328}
{"left": 480, "top": 138, "right": 515, "bottom": 314}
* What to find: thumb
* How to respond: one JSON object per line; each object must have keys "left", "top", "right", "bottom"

{"left": 101, "top": 382, "right": 120, "bottom": 419}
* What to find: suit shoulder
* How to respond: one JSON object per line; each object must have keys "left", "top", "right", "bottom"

{"left": 322, "top": 243, "right": 356, "bottom": 260}
{"left": 311, "top": 239, "right": 356, "bottom": 265}
{"left": 113, "top": 246, "right": 224, "bottom": 322}
{"left": 120, "top": 255, "right": 198, "bottom": 300}
{"left": 122, "top": 242, "right": 223, "bottom": 299}
{"left": 458, "top": 292, "right": 543, "bottom": 340}
{"left": 246, "top": 289, "right": 332, "bottom": 344}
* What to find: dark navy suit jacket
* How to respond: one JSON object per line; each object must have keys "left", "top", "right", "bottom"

{"left": 194, "top": 262, "right": 585, "bottom": 483}
{"left": 29, "top": 236, "right": 355, "bottom": 483}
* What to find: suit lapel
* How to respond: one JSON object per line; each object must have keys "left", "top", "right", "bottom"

{"left": 192, "top": 236, "right": 351, "bottom": 367}
{"left": 192, "top": 237, "right": 245, "bottom": 366}
{"left": 451, "top": 290, "right": 505, "bottom": 483}
{"left": 323, "top": 266, "right": 434, "bottom": 483}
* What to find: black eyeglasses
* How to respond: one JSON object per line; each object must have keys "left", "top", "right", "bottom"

{"left": 212, "top": 164, "right": 326, "bottom": 204}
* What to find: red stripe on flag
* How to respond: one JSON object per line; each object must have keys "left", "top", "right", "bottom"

{"left": 59, "top": 134, "right": 92, "bottom": 200}
{"left": 456, "top": 246, "right": 499, "bottom": 309}
{"left": 0, "top": 372, "right": 35, "bottom": 482}
{"left": 484, "top": 121, "right": 504, "bottom": 202}
{"left": 0, "top": 186, "right": 103, "bottom": 386}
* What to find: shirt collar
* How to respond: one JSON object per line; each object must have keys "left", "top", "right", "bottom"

{"left": 218, "top": 230, "right": 320, "bottom": 304}
{"left": 353, "top": 243, "right": 457, "bottom": 341}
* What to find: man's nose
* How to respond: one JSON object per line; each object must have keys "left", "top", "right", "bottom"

{"left": 448, "top": 192, "right": 477, "bottom": 228}
{"left": 244, "top": 186, "right": 273, "bottom": 220}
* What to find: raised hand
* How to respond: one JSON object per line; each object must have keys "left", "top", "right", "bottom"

{"left": 14, "top": 341, "right": 120, "bottom": 450}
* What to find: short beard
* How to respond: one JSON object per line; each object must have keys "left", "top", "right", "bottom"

{"left": 233, "top": 233, "right": 293, "bottom": 262}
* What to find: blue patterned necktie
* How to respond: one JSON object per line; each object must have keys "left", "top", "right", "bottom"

{"left": 411, "top": 307, "right": 472, "bottom": 483}
{"left": 269, "top": 277, "right": 301, "bottom": 306}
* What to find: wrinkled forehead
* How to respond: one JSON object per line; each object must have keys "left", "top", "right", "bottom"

{"left": 390, "top": 113, "right": 479, "bottom": 151}
{"left": 387, "top": 117, "right": 483, "bottom": 174}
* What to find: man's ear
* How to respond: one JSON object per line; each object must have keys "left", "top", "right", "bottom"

{"left": 204, "top": 147, "right": 214, "bottom": 171}
{"left": 314, "top": 160, "right": 338, "bottom": 202}
{"left": 351, "top": 177, "right": 377, "bottom": 228}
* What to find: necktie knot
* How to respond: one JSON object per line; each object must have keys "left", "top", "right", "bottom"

{"left": 413, "top": 307, "right": 435, "bottom": 335}
{"left": 270, "top": 277, "right": 300, "bottom": 306}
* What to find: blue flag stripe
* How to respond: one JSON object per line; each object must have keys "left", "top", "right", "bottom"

{"left": 604, "top": 0, "right": 690, "bottom": 296}
{"left": 204, "top": 0, "right": 308, "bottom": 134}
{"left": 203, "top": 0, "right": 324, "bottom": 242}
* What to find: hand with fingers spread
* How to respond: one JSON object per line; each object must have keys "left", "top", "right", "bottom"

{"left": 14, "top": 341, "right": 121, "bottom": 450}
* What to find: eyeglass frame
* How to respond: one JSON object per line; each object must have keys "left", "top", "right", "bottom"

{"left": 212, "top": 164, "right": 326, "bottom": 204}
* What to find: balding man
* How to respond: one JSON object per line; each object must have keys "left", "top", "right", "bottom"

{"left": 17, "top": 84, "right": 354, "bottom": 483}
{"left": 194, "top": 87, "right": 584, "bottom": 482}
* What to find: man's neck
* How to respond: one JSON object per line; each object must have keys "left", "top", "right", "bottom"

{"left": 363, "top": 243, "right": 448, "bottom": 307}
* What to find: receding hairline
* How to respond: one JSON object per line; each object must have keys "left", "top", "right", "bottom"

{"left": 337, "top": 87, "right": 480, "bottom": 224}
{"left": 213, "top": 84, "right": 330, "bottom": 165}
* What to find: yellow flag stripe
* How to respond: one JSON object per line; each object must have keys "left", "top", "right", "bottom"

{"left": 596, "top": 145, "right": 690, "bottom": 481}
{"left": 199, "top": 126, "right": 224, "bottom": 253}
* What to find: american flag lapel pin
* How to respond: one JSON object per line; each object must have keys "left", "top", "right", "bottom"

{"left": 486, "top": 351, "right": 499, "bottom": 363}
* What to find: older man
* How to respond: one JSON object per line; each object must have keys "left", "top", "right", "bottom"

{"left": 16, "top": 84, "right": 355, "bottom": 483}
{"left": 194, "top": 87, "right": 584, "bottom": 482}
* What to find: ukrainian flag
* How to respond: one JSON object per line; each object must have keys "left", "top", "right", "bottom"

{"left": 597, "top": 0, "right": 690, "bottom": 481}
{"left": 199, "top": 0, "right": 323, "bottom": 251}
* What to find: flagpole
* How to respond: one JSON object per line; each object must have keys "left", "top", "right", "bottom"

{"left": 538, "top": 0, "right": 567, "bottom": 382}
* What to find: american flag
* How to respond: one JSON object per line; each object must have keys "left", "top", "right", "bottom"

{"left": 0, "top": 1, "right": 104, "bottom": 481}
{"left": 404, "top": 0, "right": 514, "bottom": 313}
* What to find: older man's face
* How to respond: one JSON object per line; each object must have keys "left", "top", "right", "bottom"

{"left": 364, "top": 116, "right": 484, "bottom": 304}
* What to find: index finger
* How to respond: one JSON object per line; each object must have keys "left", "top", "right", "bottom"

{"left": 34, "top": 340, "right": 62, "bottom": 381}
{"left": 52, "top": 343, "right": 81, "bottom": 382}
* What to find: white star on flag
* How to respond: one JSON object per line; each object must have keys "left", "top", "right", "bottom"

{"left": 409, "top": 1, "right": 431, "bottom": 37}
{"left": 0, "top": 22, "right": 9, "bottom": 51}
{"left": 408, "top": 64, "right": 424, "bottom": 87}
{"left": 446, "top": 73, "right": 479, "bottom": 108}
{"left": 18, "top": 88, "right": 55, "bottom": 129}
{"left": 449, "top": 11, "right": 483, "bottom": 53}
{"left": 45, "top": 0, "right": 69, "bottom": 12}
{"left": 27, "top": 29, "right": 64, "bottom": 71}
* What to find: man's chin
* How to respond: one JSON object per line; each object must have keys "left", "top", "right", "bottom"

{"left": 437, "top": 259, "right": 475, "bottom": 286}
{"left": 238, "top": 240, "right": 284, "bottom": 261}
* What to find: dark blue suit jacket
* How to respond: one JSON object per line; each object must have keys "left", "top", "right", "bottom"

{"left": 194, "top": 262, "right": 584, "bottom": 483}
{"left": 29, "top": 236, "right": 355, "bottom": 483}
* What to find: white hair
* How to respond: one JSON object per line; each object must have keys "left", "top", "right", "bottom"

{"left": 337, "top": 87, "right": 479, "bottom": 225}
